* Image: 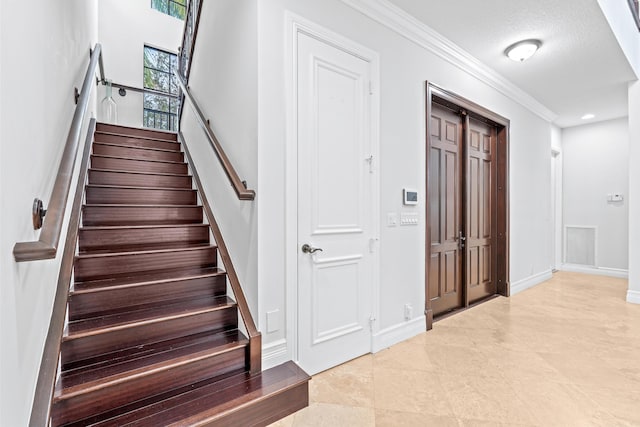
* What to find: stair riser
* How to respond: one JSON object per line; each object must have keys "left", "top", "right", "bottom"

{"left": 61, "top": 308, "right": 238, "bottom": 368}
{"left": 68, "top": 275, "right": 227, "bottom": 320}
{"left": 75, "top": 247, "right": 217, "bottom": 281}
{"left": 93, "top": 143, "right": 184, "bottom": 163}
{"left": 94, "top": 133, "right": 180, "bottom": 151}
{"left": 78, "top": 225, "right": 209, "bottom": 252}
{"left": 82, "top": 206, "right": 203, "bottom": 226}
{"left": 91, "top": 156, "right": 188, "bottom": 175}
{"left": 88, "top": 170, "right": 192, "bottom": 189}
{"left": 53, "top": 347, "right": 246, "bottom": 427}
{"left": 200, "top": 382, "right": 309, "bottom": 427}
{"left": 85, "top": 187, "right": 197, "bottom": 206}
{"left": 96, "top": 123, "right": 178, "bottom": 141}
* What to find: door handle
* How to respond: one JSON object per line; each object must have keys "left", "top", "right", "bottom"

{"left": 301, "top": 244, "right": 323, "bottom": 254}
{"left": 456, "top": 232, "right": 466, "bottom": 250}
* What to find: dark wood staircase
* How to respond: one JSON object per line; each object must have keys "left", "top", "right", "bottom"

{"left": 51, "top": 123, "right": 309, "bottom": 426}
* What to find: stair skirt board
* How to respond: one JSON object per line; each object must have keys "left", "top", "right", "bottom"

{"left": 48, "top": 123, "right": 308, "bottom": 426}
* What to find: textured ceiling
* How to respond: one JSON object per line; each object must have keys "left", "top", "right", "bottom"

{"left": 387, "top": 0, "right": 636, "bottom": 127}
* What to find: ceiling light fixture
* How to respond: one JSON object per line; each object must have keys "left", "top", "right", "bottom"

{"left": 505, "top": 39, "right": 542, "bottom": 62}
{"left": 581, "top": 113, "right": 595, "bottom": 120}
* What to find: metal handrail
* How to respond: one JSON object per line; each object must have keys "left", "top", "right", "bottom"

{"left": 175, "top": 71, "right": 256, "bottom": 201}
{"left": 13, "top": 43, "right": 103, "bottom": 262}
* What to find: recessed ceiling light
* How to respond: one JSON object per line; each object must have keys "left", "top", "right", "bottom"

{"left": 505, "top": 39, "right": 542, "bottom": 62}
{"left": 581, "top": 113, "right": 595, "bottom": 120}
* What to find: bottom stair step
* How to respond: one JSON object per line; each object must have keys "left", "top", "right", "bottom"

{"left": 73, "top": 361, "right": 310, "bottom": 427}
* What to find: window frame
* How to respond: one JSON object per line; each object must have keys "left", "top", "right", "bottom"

{"left": 142, "top": 45, "right": 180, "bottom": 132}
{"left": 151, "top": 0, "right": 187, "bottom": 20}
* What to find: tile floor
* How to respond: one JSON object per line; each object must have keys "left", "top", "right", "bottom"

{"left": 269, "top": 272, "right": 640, "bottom": 426}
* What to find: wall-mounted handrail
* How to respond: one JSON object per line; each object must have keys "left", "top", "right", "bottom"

{"left": 179, "top": 132, "right": 261, "bottom": 372}
{"left": 13, "top": 44, "right": 103, "bottom": 262}
{"left": 29, "top": 119, "right": 96, "bottom": 427}
{"left": 175, "top": 72, "right": 256, "bottom": 201}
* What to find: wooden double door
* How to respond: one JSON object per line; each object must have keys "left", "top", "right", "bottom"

{"left": 427, "top": 90, "right": 509, "bottom": 321}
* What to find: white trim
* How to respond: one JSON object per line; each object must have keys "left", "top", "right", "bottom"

{"left": 338, "top": 0, "right": 557, "bottom": 122}
{"left": 561, "top": 264, "right": 629, "bottom": 279}
{"left": 262, "top": 339, "right": 289, "bottom": 370}
{"left": 510, "top": 270, "right": 553, "bottom": 296}
{"left": 285, "top": 12, "right": 382, "bottom": 365}
{"left": 627, "top": 290, "right": 640, "bottom": 304}
{"left": 372, "top": 316, "right": 426, "bottom": 353}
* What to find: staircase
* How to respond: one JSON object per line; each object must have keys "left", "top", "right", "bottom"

{"left": 51, "top": 123, "right": 309, "bottom": 426}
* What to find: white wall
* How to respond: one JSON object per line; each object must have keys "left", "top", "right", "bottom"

{"left": 627, "top": 82, "right": 640, "bottom": 303}
{"left": 97, "top": 0, "right": 183, "bottom": 127}
{"left": 257, "top": 0, "right": 554, "bottom": 363}
{"left": 0, "top": 1, "right": 98, "bottom": 425}
{"left": 562, "top": 118, "right": 629, "bottom": 271}
{"left": 180, "top": 0, "right": 259, "bottom": 315}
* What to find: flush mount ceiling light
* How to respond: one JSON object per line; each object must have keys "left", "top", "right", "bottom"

{"left": 505, "top": 39, "right": 542, "bottom": 62}
{"left": 581, "top": 113, "right": 595, "bottom": 120}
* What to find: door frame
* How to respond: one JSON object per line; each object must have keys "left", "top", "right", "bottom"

{"left": 425, "top": 83, "right": 510, "bottom": 329}
{"left": 285, "top": 13, "right": 381, "bottom": 363}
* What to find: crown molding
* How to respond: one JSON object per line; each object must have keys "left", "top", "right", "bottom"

{"left": 340, "top": 0, "right": 558, "bottom": 122}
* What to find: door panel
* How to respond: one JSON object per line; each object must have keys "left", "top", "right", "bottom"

{"left": 429, "top": 104, "right": 463, "bottom": 316}
{"left": 466, "top": 118, "right": 497, "bottom": 303}
{"left": 297, "top": 32, "right": 373, "bottom": 374}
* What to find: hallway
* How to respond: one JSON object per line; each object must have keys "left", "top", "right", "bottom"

{"left": 271, "top": 272, "right": 640, "bottom": 426}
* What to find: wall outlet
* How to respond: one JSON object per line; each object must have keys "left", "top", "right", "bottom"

{"left": 266, "top": 310, "right": 280, "bottom": 333}
{"left": 404, "top": 304, "right": 413, "bottom": 320}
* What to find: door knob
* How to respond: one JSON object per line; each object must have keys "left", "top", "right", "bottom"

{"left": 301, "top": 244, "right": 323, "bottom": 254}
{"left": 456, "top": 231, "right": 466, "bottom": 250}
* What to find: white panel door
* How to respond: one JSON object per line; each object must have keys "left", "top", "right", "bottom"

{"left": 297, "top": 32, "right": 374, "bottom": 374}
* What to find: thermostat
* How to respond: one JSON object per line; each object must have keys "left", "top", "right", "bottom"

{"left": 403, "top": 189, "right": 418, "bottom": 205}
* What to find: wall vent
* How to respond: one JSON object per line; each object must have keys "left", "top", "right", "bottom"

{"left": 564, "top": 226, "right": 596, "bottom": 266}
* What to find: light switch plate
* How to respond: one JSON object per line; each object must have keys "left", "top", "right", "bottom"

{"left": 400, "top": 213, "right": 418, "bottom": 225}
{"left": 387, "top": 213, "right": 398, "bottom": 227}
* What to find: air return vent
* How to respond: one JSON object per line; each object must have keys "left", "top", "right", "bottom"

{"left": 565, "top": 226, "right": 596, "bottom": 266}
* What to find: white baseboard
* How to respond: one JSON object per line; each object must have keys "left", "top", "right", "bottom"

{"left": 372, "top": 315, "right": 426, "bottom": 353}
{"left": 262, "top": 338, "right": 289, "bottom": 370}
{"left": 510, "top": 270, "right": 553, "bottom": 296}
{"left": 627, "top": 290, "right": 640, "bottom": 304}
{"left": 560, "top": 264, "right": 629, "bottom": 279}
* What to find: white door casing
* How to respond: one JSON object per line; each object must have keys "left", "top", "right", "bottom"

{"left": 286, "top": 14, "right": 380, "bottom": 375}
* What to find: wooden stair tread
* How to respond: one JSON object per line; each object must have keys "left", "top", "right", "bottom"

{"left": 78, "top": 361, "right": 310, "bottom": 427}
{"left": 95, "top": 131, "right": 178, "bottom": 144}
{"left": 93, "top": 141, "right": 183, "bottom": 155}
{"left": 80, "top": 224, "right": 208, "bottom": 231}
{"left": 91, "top": 153, "right": 185, "bottom": 165}
{"left": 89, "top": 168, "right": 190, "bottom": 178}
{"left": 78, "top": 241, "right": 211, "bottom": 255}
{"left": 73, "top": 266, "right": 225, "bottom": 291}
{"left": 56, "top": 329, "right": 248, "bottom": 394}
{"left": 85, "top": 184, "right": 197, "bottom": 192}
{"left": 74, "top": 241, "right": 213, "bottom": 258}
{"left": 96, "top": 123, "right": 178, "bottom": 142}
{"left": 83, "top": 203, "right": 201, "bottom": 208}
{"left": 65, "top": 296, "right": 235, "bottom": 337}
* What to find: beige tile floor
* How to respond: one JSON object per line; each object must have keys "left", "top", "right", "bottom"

{"left": 269, "top": 272, "right": 640, "bottom": 426}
